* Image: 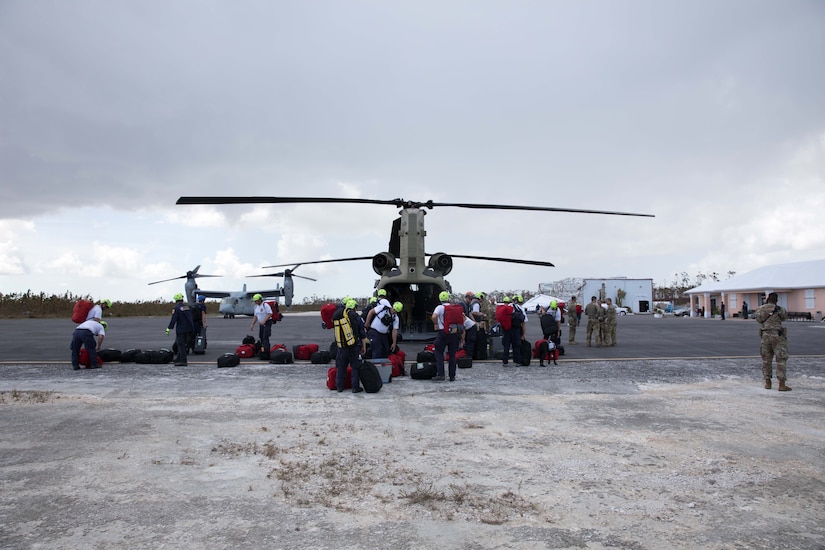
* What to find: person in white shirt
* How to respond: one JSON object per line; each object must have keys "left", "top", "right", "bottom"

{"left": 365, "top": 289, "right": 394, "bottom": 358}
{"left": 250, "top": 294, "right": 273, "bottom": 356}
{"left": 70, "top": 319, "right": 106, "bottom": 370}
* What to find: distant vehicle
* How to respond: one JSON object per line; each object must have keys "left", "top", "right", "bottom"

{"left": 672, "top": 308, "right": 690, "bottom": 317}
{"left": 523, "top": 294, "right": 566, "bottom": 315}
{"left": 602, "top": 303, "right": 628, "bottom": 315}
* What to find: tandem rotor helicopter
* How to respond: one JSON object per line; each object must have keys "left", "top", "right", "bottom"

{"left": 175, "top": 196, "right": 653, "bottom": 339}
{"left": 147, "top": 264, "right": 315, "bottom": 318}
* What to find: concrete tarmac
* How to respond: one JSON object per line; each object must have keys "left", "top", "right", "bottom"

{"left": 1, "top": 311, "right": 823, "bottom": 364}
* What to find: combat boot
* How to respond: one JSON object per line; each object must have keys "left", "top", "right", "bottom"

{"left": 778, "top": 380, "right": 792, "bottom": 392}
{"left": 764, "top": 378, "right": 771, "bottom": 390}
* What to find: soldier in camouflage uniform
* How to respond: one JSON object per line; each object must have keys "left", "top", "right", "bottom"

{"left": 566, "top": 296, "right": 578, "bottom": 345}
{"left": 604, "top": 298, "right": 618, "bottom": 346}
{"left": 584, "top": 296, "right": 600, "bottom": 347}
{"left": 755, "top": 292, "right": 791, "bottom": 391}
{"left": 596, "top": 299, "right": 607, "bottom": 346}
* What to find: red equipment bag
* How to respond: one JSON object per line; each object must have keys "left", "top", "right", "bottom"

{"left": 443, "top": 304, "right": 465, "bottom": 333}
{"left": 78, "top": 348, "right": 103, "bottom": 367}
{"left": 320, "top": 303, "right": 337, "bottom": 329}
{"left": 495, "top": 304, "right": 514, "bottom": 331}
{"left": 270, "top": 343, "right": 287, "bottom": 353}
{"left": 72, "top": 299, "right": 94, "bottom": 323}
{"left": 265, "top": 300, "right": 283, "bottom": 323}
{"left": 389, "top": 349, "right": 406, "bottom": 377}
{"left": 293, "top": 343, "right": 320, "bottom": 361}
{"left": 326, "top": 366, "right": 352, "bottom": 390}
{"left": 235, "top": 344, "right": 257, "bottom": 358}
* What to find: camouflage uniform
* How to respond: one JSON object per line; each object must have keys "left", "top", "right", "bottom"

{"left": 566, "top": 301, "right": 578, "bottom": 344}
{"left": 755, "top": 301, "right": 789, "bottom": 384}
{"left": 596, "top": 300, "right": 607, "bottom": 346}
{"left": 584, "top": 300, "right": 600, "bottom": 347}
{"left": 604, "top": 302, "right": 617, "bottom": 346}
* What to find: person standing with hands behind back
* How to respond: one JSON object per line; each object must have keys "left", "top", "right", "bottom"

{"left": 250, "top": 294, "right": 273, "bottom": 358}
{"left": 755, "top": 292, "right": 791, "bottom": 391}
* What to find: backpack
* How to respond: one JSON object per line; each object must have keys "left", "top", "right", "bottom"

{"left": 540, "top": 313, "right": 558, "bottom": 337}
{"left": 72, "top": 299, "right": 94, "bottom": 323}
{"left": 320, "top": 303, "right": 337, "bottom": 329}
{"left": 511, "top": 306, "right": 525, "bottom": 328}
{"left": 495, "top": 304, "right": 514, "bottom": 331}
{"left": 333, "top": 307, "right": 357, "bottom": 348}
{"left": 443, "top": 304, "right": 465, "bottom": 334}
{"left": 265, "top": 301, "right": 283, "bottom": 323}
{"left": 377, "top": 305, "right": 394, "bottom": 327}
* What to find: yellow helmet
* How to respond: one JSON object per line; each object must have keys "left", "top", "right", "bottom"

{"left": 439, "top": 291, "right": 450, "bottom": 302}
{"left": 393, "top": 301, "right": 403, "bottom": 312}
{"left": 550, "top": 300, "right": 558, "bottom": 309}
{"left": 503, "top": 296, "right": 511, "bottom": 303}
{"left": 377, "top": 289, "right": 387, "bottom": 297}
{"left": 173, "top": 293, "right": 184, "bottom": 301}
{"left": 253, "top": 293, "right": 263, "bottom": 301}
{"left": 345, "top": 299, "right": 357, "bottom": 310}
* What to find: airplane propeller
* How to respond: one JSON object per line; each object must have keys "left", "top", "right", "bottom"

{"left": 249, "top": 264, "right": 318, "bottom": 281}
{"left": 148, "top": 265, "right": 221, "bottom": 285}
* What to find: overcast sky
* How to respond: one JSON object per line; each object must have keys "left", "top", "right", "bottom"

{"left": 1, "top": 0, "right": 824, "bottom": 305}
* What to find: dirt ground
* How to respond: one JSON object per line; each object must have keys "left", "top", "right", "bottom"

{"left": 1, "top": 354, "right": 824, "bottom": 550}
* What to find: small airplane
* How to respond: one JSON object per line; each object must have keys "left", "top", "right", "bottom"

{"left": 176, "top": 197, "right": 653, "bottom": 339}
{"left": 148, "top": 265, "right": 312, "bottom": 317}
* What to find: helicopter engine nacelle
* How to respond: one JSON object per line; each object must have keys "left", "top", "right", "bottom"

{"left": 428, "top": 252, "right": 453, "bottom": 276}
{"left": 372, "top": 252, "right": 397, "bottom": 275}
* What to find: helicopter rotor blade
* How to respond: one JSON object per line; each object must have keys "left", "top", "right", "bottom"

{"left": 261, "top": 256, "right": 374, "bottom": 269}
{"left": 177, "top": 196, "right": 654, "bottom": 218}
{"left": 446, "top": 254, "right": 556, "bottom": 267}
{"left": 148, "top": 275, "right": 187, "bottom": 285}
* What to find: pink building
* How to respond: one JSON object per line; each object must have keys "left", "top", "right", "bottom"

{"left": 684, "top": 259, "right": 825, "bottom": 320}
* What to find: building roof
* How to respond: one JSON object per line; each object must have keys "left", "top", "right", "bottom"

{"left": 685, "top": 259, "right": 825, "bottom": 294}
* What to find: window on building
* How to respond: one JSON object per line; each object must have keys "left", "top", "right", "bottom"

{"left": 805, "top": 289, "right": 815, "bottom": 309}
{"left": 729, "top": 295, "right": 737, "bottom": 310}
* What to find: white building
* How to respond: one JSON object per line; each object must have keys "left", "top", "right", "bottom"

{"left": 541, "top": 277, "right": 653, "bottom": 313}
{"left": 684, "top": 259, "right": 825, "bottom": 319}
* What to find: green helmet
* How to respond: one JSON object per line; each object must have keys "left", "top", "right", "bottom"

{"left": 253, "top": 293, "right": 263, "bottom": 301}
{"left": 100, "top": 321, "right": 108, "bottom": 330}
{"left": 369, "top": 296, "right": 378, "bottom": 304}
{"left": 345, "top": 299, "right": 357, "bottom": 310}
{"left": 438, "top": 291, "right": 450, "bottom": 302}
{"left": 393, "top": 301, "right": 403, "bottom": 312}
{"left": 102, "top": 299, "right": 112, "bottom": 308}
{"left": 503, "top": 296, "right": 511, "bottom": 303}
{"left": 550, "top": 300, "right": 558, "bottom": 309}
{"left": 516, "top": 294, "right": 524, "bottom": 303}
{"left": 476, "top": 292, "right": 484, "bottom": 299}
{"left": 377, "top": 289, "right": 387, "bottom": 297}
{"left": 173, "top": 293, "right": 184, "bottom": 301}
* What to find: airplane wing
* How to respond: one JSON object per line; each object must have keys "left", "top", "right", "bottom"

{"left": 244, "top": 289, "right": 284, "bottom": 299}
{"left": 195, "top": 290, "right": 233, "bottom": 299}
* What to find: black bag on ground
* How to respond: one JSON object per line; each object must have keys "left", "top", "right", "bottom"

{"left": 193, "top": 334, "right": 206, "bottom": 355}
{"left": 474, "top": 329, "right": 488, "bottom": 360}
{"left": 416, "top": 350, "right": 435, "bottom": 363}
{"left": 520, "top": 340, "right": 532, "bottom": 366}
{"left": 359, "top": 360, "right": 383, "bottom": 393}
{"left": 98, "top": 348, "right": 122, "bottom": 362}
{"left": 136, "top": 350, "right": 172, "bottom": 364}
{"left": 120, "top": 349, "right": 141, "bottom": 363}
{"left": 217, "top": 353, "right": 240, "bottom": 368}
{"left": 269, "top": 350, "right": 293, "bottom": 364}
{"left": 310, "top": 350, "right": 332, "bottom": 364}
{"left": 458, "top": 356, "right": 473, "bottom": 369}
{"left": 410, "top": 361, "right": 437, "bottom": 380}
{"left": 242, "top": 335, "right": 256, "bottom": 345}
